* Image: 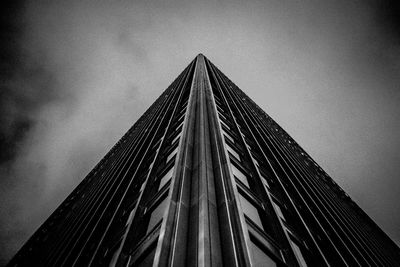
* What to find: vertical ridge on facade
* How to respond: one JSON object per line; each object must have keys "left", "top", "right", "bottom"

{"left": 8, "top": 54, "right": 400, "bottom": 267}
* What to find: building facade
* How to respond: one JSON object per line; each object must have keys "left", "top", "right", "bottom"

{"left": 8, "top": 54, "right": 400, "bottom": 266}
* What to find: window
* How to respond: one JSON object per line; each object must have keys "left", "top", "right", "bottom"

{"left": 250, "top": 238, "right": 277, "bottom": 267}
{"left": 239, "top": 193, "right": 263, "bottom": 230}
{"left": 227, "top": 145, "right": 241, "bottom": 161}
{"left": 289, "top": 238, "right": 308, "bottom": 267}
{"left": 166, "top": 146, "right": 179, "bottom": 162}
{"left": 178, "top": 107, "right": 186, "bottom": 117}
{"left": 231, "top": 164, "right": 249, "bottom": 187}
{"left": 152, "top": 139, "right": 162, "bottom": 151}
{"left": 217, "top": 105, "right": 224, "bottom": 114}
{"left": 176, "top": 113, "right": 185, "bottom": 124}
{"left": 218, "top": 111, "right": 228, "bottom": 122}
{"left": 223, "top": 130, "right": 234, "bottom": 143}
{"left": 221, "top": 120, "right": 230, "bottom": 130}
{"left": 171, "top": 133, "right": 181, "bottom": 145}
{"left": 159, "top": 167, "right": 173, "bottom": 190}
{"left": 181, "top": 101, "right": 188, "bottom": 109}
{"left": 146, "top": 198, "right": 168, "bottom": 234}
{"left": 214, "top": 97, "right": 221, "bottom": 106}
{"left": 175, "top": 121, "right": 184, "bottom": 131}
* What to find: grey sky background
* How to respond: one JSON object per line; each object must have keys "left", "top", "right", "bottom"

{"left": 1, "top": 0, "right": 400, "bottom": 264}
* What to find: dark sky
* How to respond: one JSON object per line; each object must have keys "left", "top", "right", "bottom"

{"left": 1, "top": 0, "right": 400, "bottom": 264}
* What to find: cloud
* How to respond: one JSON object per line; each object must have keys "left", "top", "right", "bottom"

{"left": 1, "top": 0, "right": 400, "bottom": 263}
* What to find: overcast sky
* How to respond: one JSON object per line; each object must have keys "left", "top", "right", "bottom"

{"left": 1, "top": 0, "right": 400, "bottom": 264}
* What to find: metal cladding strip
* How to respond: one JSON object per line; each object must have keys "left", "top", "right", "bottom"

{"left": 196, "top": 55, "right": 223, "bottom": 267}
{"left": 216, "top": 69, "right": 366, "bottom": 266}
{"left": 205, "top": 59, "right": 299, "bottom": 266}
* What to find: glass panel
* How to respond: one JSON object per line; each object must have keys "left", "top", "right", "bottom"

{"left": 273, "top": 201, "right": 286, "bottom": 221}
{"left": 159, "top": 167, "right": 173, "bottom": 190}
{"left": 221, "top": 120, "right": 230, "bottom": 130}
{"left": 250, "top": 239, "right": 277, "bottom": 267}
{"left": 134, "top": 244, "right": 156, "bottom": 267}
{"left": 223, "top": 130, "right": 234, "bottom": 143}
{"left": 177, "top": 111, "right": 186, "bottom": 121}
{"left": 140, "top": 182, "right": 146, "bottom": 193}
{"left": 231, "top": 164, "right": 249, "bottom": 187}
{"left": 227, "top": 145, "right": 241, "bottom": 161}
{"left": 166, "top": 146, "right": 178, "bottom": 162}
{"left": 171, "top": 133, "right": 181, "bottom": 145}
{"left": 218, "top": 111, "right": 228, "bottom": 121}
{"left": 290, "top": 238, "right": 308, "bottom": 267}
{"left": 177, "top": 121, "right": 184, "bottom": 130}
{"left": 147, "top": 198, "right": 168, "bottom": 234}
{"left": 239, "top": 194, "right": 263, "bottom": 229}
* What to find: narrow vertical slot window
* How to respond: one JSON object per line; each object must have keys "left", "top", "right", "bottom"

{"left": 238, "top": 193, "right": 263, "bottom": 230}
{"left": 227, "top": 144, "right": 241, "bottom": 161}
{"left": 158, "top": 167, "right": 173, "bottom": 191}
{"left": 146, "top": 198, "right": 168, "bottom": 235}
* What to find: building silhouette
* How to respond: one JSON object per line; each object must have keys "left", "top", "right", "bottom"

{"left": 8, "top": 54, "right": 400, "bottom": 266}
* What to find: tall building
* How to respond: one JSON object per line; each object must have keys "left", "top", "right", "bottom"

{"left": 9, "top": 54, "right": 400, "bottom": 267}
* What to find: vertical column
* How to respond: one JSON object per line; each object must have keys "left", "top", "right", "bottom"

{"left": 156, "top": 55, "right": 226, "bottom": 267}
{"left": 190, "top": 55, "right": 223, "bottom": 267}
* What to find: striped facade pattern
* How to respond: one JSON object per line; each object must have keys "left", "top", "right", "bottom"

{"left": 9, "top": 54, "right": 400, "bottom": 266}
